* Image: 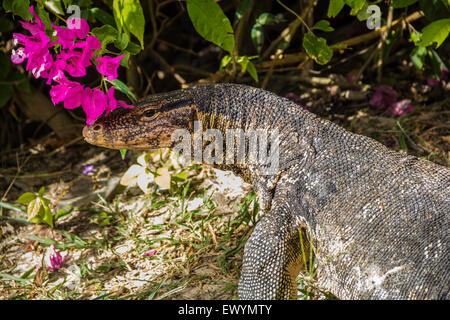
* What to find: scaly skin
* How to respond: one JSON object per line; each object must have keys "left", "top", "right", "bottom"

{"left": 83, "top": 83, "right": 450, "bottom": 300}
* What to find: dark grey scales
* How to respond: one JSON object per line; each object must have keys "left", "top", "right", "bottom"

{"left": 83, "top": 83, "right": 450, "bottom": 300}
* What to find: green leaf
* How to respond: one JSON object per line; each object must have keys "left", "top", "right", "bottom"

{"left": 38, "top": 186, "right": 45, "bottom": 197}
{"left": 419, "top": 0, "right": 450, "bottom": 21}
{"left": 427, "top": 48, "right": 447, "bottom": 79}
{"left": 16, "top": 192, "right": 37, "bottom": 205}
{"left": 90, "top": 7, "right": 117, "bottom": 27}
{"left": 312, "top": 20, "right": 334, "bottom": 32}
{"left": 44, "top": 0, "right": 64, "bottom": 15}
{"left": 35, "top": 5, "right": 52, "bottom": 34}
{"left": 344, "top": 0, "right": 366, "bottom": 15}
{"left": 391, "top": 0, "right": 419, "bottom": 8}
{"left": 0, "top": 85, "right": 14, "bottom": 108}
{"left": 236, "top": 56, "right": 259, "bottom": 83}
{"left": 27, "top": 198, "right": 43, "bottom": 223}
{"left": 328, "top": 0, "right": 345, "bottom": 18}
{"left": 2, "top": 0, "right": 13, "bottom": 12}
{"left": 187, "top": 0, "right": 235, "bottom": 54}
{"left": 91, "top": 24, "right": 119, "bottom": 51}
{"left": 0, "top": 201, "right": 27, "bottom": 214}
{"left": 302, "top": 33, "right": 333, "bottom": 65}
{"left": 417, "top": 19, "right": 450, "bottom": 48}
{"left": 113, "top": 0, "right": 146, "bottom": 49}
{"left": 251, "top": 24, "right": 264, "bottom": 54}
{"left": 219, "top": 55, "right": 232, "bottom": 70}
{"left": 125, "top": 41, "right": 142, "bottom": 55}
{"left": 256, "top": 13, "right": 286, "bottom": 26}
{"left": 119, "top": 51, "right": 130, "bottom": 68}
{"left": 107, "top": 78, "right": 137, "bottom": 103}
{"left": 114, "top": 32, "right": 130, "bottom": 51}
{"left": 172, "top": 171, "right": 189, "bottom": 182}
{"left": 246, "top": 60, "right": 259, "bottom": 83}
{"left": 55, "top": 206, "right": 73, "bottom": 221}
{"left": 233, "top": 0, "right": 250, "bottom": 27}
{"left": 42, "top": 203, "right": 54, "bottom": 228}
{"left": 119, "top": 149, "right": 127, "bottom": 160}
{"left": 410, "top": 46, "right": 427, "bottom": 70}
{"left": 3, "top": 0, "right": 32, "bottom": 20}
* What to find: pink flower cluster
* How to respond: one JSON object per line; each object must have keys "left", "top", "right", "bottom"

{"left": 369, "top": 85, "right": 414, "bottom": 117}
{"left": 11, "top": 6, "right": 133, "bottom": 126}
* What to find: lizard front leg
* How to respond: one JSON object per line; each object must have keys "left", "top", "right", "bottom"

{"left": 238, "top": 200, "right": 306, "bottom": 300}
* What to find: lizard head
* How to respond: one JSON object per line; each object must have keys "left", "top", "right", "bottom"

{"left": 82, "top": 90, "right": 196, "bottom": 150}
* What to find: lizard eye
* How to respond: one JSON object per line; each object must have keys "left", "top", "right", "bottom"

{"left": 143, "top": 108, "right": 158, "bottom": 118}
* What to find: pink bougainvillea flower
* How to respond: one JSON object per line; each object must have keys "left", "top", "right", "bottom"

{"left": 12, "top": 7, "right": 53, "bottom": 79}
{"left": 28, "top": 47, "right": 54, "bottom": 79}
{"left": 74, "top": 35, "right": 101, "bottom": 52}
{"left": 369, "top": 85, "right": 398, "bottom": 109}
{"left": 58, "top": 50, "right": 90, "bottom": 77}
{"left": 45, "top": 59, "right": 67, "bottom": 84}
{"left": 95, "top": 55, "right": 124, "bottom": 81}
{"left": 105, "top": 87, "right": 118, "bottom": 114}
{"left": 117, "top": 99, "right": 134, "bottom": 109}
{"left": 52, "top": 18, "right": 89, "bottom": 48}
{"left": 59, "top": 80, "right": 85, "bottom": 109}
{"left": 11, "top": 47, "right": 26, "bottom": 64}
{"left": 52, "top": 22, "right": 76, "bottom": 49}
{"left": 386, "top": 99, "right": 415, "bottom": 117}
{"left": 67, "top": 17, "right": 90, "bottom": 39}
{"left": 82, "top": 87, "right": 108, "bottom": 126}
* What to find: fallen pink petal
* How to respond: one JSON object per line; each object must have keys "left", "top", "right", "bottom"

{"left": 82, "top": 165, "right": 95, "bottom": 175}
{"left": 369, "top": 85, "right": 398, "bottom": 110}
{"left": 144, "top": 250, "right": 157, "bottom": 257}
{"left": 386, "top": 99, "right": 415, "bottom": 117}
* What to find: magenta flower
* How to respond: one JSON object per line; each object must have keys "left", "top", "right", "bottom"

{"left": 58, "top": 50, "right": 89, "bottom": 77}
{"left": 12, "top": 7, "right": 53, "bottom": 79}
{"left": 386, "top": 99, "right": 415, "bottom": 117}
{"left": 106, "top": 87, "right": 118, "bottom": 114}
{"left": 46, "top": 59, "right": 67, "bottom": 84}
{"left": 82, "top": 165, "right": 95, "bottom": 175}
{"left": 67, "top": 17, "right": 90, "bottom": 39}
{"left": 52, "top": 17, "right": 90, "bottom": 49}
{"left": 369, "top": 85, "right": 398, "bottom": 109}
{"left": 11, "top": 6, "right": 133, "bottom": 126}
{"left": 46, "top": 245, "right": 65, "bottom": 272}
{"left": 144, "top": 250, "right": 157, "bottom": 257}
{"left": 117, "top": 99, "right": 134, "bottom": 110}
{"left": 49, "top": 80, "right": 85, "bottom": 109}
{"left": 64, "top": 81, "right": 85, "bottom": 109}
{"left": 82, "top": 88, "right": 108, "bottom": 126}
{"left": 95, "top": 55, "right": 124, "bottom": 81}
{"left": 11, "top": 47, "right": 26, "bottom": 64}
